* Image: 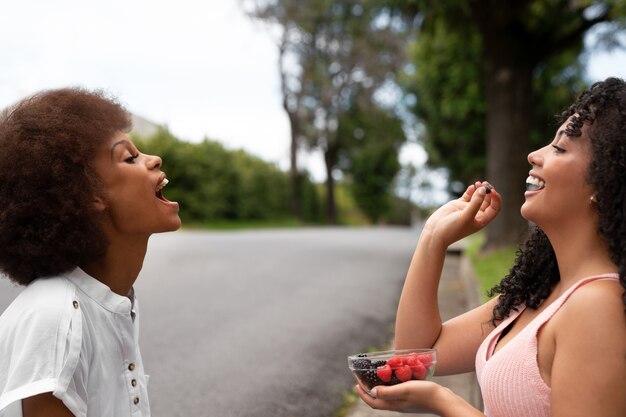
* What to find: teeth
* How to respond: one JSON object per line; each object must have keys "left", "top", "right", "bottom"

{"left": 156, "top": 178, "right": 169, "bottom": 192}
{"left": 526, "top": 176, "right": 545, "bottom": 191}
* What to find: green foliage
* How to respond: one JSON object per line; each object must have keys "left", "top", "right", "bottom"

{"left": 401, "top": 1, "right": 605, "bottom": 190}
{"left": 329, "top": 183, "right": 370, "bottom": 225}
{"left": 394, "top": 0, "right": 626, "bottom": 209}
{"left": 334, "top": 390, "right": 359, "bottom": 417}
{"left": 338, "top": 105, "right": 405, "bottom": 222}
{"left": 247, "top": 0, "right": 413, "bottom": 222}
{"left": 132, "top": 128, "right": 323, "bottom": 225}
{"left": 385, "top": 194, "right": 415, "bottom": 226}
{"left": 530, "top": 49, "right": 588, "bottom": 149}
{"left": 465, "top": 233, "right": 517, "bottom": 301}
{"left": 403, "top": 16, "right": 486, "bottom": 186}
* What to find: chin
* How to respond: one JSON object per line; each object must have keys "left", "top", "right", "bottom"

{"left": 520, "top": 204, "right": 537, "bottom": 225}
{"left": 163, "top": 217, "right": 182, "bottom": 232}
{"left": 152, "top": 216, "right": 182, "bottom": 234}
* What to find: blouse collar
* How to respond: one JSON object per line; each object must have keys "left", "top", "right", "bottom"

{"left": 65, "top": 267, "right": 135, "bottom": 315}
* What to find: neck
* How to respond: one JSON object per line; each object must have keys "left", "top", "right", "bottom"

{"left": 81, "top": 235, "right": 149, "bottom": 296}
{"left": 544, "top": 218, "right": 617, "bottom": 290}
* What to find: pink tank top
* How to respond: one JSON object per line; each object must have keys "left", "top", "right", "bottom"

{"left": 475, "top": 274, "right": 619, "bottom": 417}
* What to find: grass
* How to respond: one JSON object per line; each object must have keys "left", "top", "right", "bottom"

{"left": 334, "top": 390, "right": 360, "bottom": 417}
{"left": 465, "top": 233, "right": 517, "bottom": 301}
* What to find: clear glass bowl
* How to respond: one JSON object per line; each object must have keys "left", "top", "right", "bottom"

{"left": 347, "top": 348, "right": 437, "bottom": 391}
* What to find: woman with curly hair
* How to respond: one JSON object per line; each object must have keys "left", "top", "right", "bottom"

{"left": 357, "top": 77, "right": 626, "bottom": 416}
{"left": 0, "top": 88, "right": 181, "bottom": 417}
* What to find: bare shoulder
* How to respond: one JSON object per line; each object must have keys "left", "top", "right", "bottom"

{"left": 550, "top": 280, "right": 626, "bottom": 416}
{"left": 563, "top": 279, "right": 625, "bottom": 316}
{"left": 556, "top": 279, "right": 625, "bottom": 340}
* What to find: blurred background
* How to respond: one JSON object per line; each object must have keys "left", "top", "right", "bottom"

{"left": 2, "top": 0, "right": 626, "bottom": 247}
{"left": 2, "top": 1, "right": 626, "bottom": 416}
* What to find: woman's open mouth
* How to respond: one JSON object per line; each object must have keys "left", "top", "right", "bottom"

{"left": 155, "top": 177, "right": 171, "bottom": 202}
{"left": 526, "top": 175, "right": 545, "bottom": 192}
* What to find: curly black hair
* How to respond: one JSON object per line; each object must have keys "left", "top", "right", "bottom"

{"left": 489, "top": 77, "right": 626, "bottom": 324}
{"left": 0, "top": 88, "right": 131, "bottom": 285}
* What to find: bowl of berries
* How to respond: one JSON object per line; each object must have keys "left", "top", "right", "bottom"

{"left": 347, "top": 348, "right": 437, "bottom": 392}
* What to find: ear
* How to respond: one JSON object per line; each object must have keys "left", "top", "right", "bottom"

{"left": 92, "top": 195, "right": 107, "bottom": 212}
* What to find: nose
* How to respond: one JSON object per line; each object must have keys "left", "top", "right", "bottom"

{"left": 146, "top": 154, "right": 162, "bottom": 170}
{"left": 527, "top": 148, "right": 541, "bottom": 166}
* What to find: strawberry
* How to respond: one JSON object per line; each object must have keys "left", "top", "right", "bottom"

{"left": 387, "top": 356, "right": 404, "bottom": 368}
{"left": 376, "top": 364, "right": 392, "bottom": 383}
{"left": 394, "top": 364, "right": 412, "bottom": 382}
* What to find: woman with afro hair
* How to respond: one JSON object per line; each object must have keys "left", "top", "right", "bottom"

{"left": 357, "top": 77, "right": 626, "bottom": 416}
{"left": 0, "top": 88, "right": 181, "bottom": 417}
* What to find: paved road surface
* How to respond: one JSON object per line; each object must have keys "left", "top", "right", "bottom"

{"left": 0, "top": 227, "right": 421, "bottom": 417}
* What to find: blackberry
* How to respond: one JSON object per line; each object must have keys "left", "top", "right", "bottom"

{"left": 357, "top": 353, "right": 368, "bottom": 358}
{"left": 388, "top": 374, "right": 402, "bottom": 386}
{"left": 372, "top": 360, "right": 386, "bottom": 368}
{"left": 354, "top": 369, "right": 381, "bottom": 390}
{"left": 352, "top": 359, "right": 372, "bottom": 370}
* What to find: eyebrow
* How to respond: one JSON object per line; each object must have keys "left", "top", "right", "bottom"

{"left": 110, "top": 139, "right": 132, "bottom": 159}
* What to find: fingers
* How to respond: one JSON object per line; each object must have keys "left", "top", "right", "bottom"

{"left": 356, "top": 381, "right": 441, "bottom": 414}
{"left": 459, "top": 183, "right": 488, "bottom": 223}
{"left": 459, "top": 181, "right": 501, "bottom": 227}
{"left": 481, "top": 181, "right": 501, "bottom": 217}
{"left": 461, "top": 184, "right": 475, "bottom": 201}
{"left": 355, "top": 385, "right": 399, "bottom": 411}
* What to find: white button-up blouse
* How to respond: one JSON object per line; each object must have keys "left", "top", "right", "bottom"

{"left": 0, "top": 268, "right": 150, "bottom": 417}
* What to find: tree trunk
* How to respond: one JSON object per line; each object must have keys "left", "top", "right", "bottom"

{"left": 483, "top": 63, "right": 532, "bottom": 249}
{"left": 287, "top": 111, "right": 302, "bottom": 219}
{"left": 278, "top": 33, "right": 302, "bottom": 220}
{"left": 469, "top": 0, "right": 535, "bottom": 250}
{"left": 323, "top": 149, "right": 338, "bottom": 224}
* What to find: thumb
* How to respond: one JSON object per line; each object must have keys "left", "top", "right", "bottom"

{"left": 370, "top": 385, "right": 394, "bottom": 400}
{"left": 460, "top": 185, "right": 487, "bottom": 222}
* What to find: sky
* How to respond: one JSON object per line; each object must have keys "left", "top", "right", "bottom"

{"left": 2, "top": 1, "right": 626, "bottom": 184}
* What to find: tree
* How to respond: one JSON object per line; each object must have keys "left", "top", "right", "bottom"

{"left": 337, "top": 105, "right": 405, "bottom": 222}
{"left": 244, "top": 0, "right": 411, "bottom": 223}
{"left": 398, "top": 0, "right": 626, "bottom": 249}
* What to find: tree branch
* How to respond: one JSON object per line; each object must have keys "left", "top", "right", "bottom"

{"left": 535, "top": 5, "right": 611, "bottom": 61}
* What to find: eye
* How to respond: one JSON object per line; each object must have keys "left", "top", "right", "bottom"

{"left": 125, "top": 153, "right": 139, "bottom": 164}
{"left": 551, "top": 145, "right": 565, "bottom": 153}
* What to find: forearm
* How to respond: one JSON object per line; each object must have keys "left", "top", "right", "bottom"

{"left": 433, "top": 386, "right": 486, "bottom": 417}
{"left": 394, "top": 229, "right": 448, "bottom": 349}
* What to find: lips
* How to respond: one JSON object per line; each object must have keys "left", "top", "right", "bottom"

{"left": 526, "top": 175, "right": 545, "bottom": 191}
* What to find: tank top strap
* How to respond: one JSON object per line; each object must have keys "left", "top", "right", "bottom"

{"left": 530, "top": 274, "right": 620, "bottom": 329}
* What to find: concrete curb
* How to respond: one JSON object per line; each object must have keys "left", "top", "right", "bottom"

{"left": 342, "top": 239, "right": 483, "bottom": 417}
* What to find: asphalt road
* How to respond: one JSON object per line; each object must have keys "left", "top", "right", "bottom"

{"left": 0, "top": 227, "right": 420, "bottom": 417}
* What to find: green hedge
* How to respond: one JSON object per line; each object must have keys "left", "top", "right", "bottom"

{"left": 132, "top": 128, "right": 415, "bottom": 227}
{"left": 132, "top": 129, "right": 322, "bottom": 225}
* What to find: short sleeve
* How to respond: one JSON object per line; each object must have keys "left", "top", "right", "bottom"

{"left": 0, "top": 278, "right": 87, "bottom": 417}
